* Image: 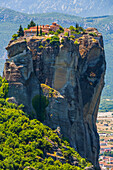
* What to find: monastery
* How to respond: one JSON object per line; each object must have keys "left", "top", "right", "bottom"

{"left": 24, "top": 22, "right": 60, "bottom": 36}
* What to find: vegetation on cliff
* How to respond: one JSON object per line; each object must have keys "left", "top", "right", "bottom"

{"left": 32, "top": 94, "right": 49, "bottom": 122}
{"left": 0, "top": 77, "right": 92, "bottom": 169}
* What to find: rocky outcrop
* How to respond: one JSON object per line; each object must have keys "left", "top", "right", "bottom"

{"left": 3, "top": 28, "right": 106, "bottom": 169}
{"left": 3, "top": 40, "right": 40, "bottom": 113}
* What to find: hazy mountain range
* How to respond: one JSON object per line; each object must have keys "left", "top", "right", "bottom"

{"left": 0, "top": 0, "right": 113, "bottom": 17}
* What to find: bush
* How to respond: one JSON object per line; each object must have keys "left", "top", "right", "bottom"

{"left": 49, "top": 36, "right": 60, "bottom": 46}
{"left": 81, "top": 158, "right": 86, "bottom": 166}
{"left": 12, "top": 34, "right": 18, "bottom": 40}
{"left": 0, "top": 77, "right": 8, "bottom": 98}
{"left": 64, "top": 32, "right": 69, "bottom": 36}
{"left": 54, "top": 32, "right": 58, "bottom": 36}
{"left": 59, "top": 26, "right": 64, "bottom": 32}
{"left": 70, "top": 35, "right": 75, "bottom": 39}
{"left": 56, "top": 29, "right": 61, "bottom": 34}
{"left": 89, "top": 32, "right": 97, "bottom": 37}
{"left": 61, "top": 38, "right": 64, "bottom": 44}
{"left": 46, "top": 38, "right": 50, "bottom": 42}
{"left": 49, "top": 31, "right": 55, "bottom": 35}
{"left": 32, "top": 95, "right": 49, "bottom": 122}
{"left": 74, "top": 40, "right": 79, "bottom": 45}
{"left": 39, "top": 45, "right": 44, "bottom": 49}
{"left": 69, "top": 26, "right": 75, "bottom": 31}
{"left": 42, "top": 32, "right": 45, "bottom": 36}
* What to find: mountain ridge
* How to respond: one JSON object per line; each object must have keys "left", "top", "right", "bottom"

{"left": 0, "top": 0, "right": 113, "bottom": 17}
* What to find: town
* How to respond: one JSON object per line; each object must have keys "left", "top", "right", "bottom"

{"left": 97, "top": 112, "right": 113, "bottom": 169}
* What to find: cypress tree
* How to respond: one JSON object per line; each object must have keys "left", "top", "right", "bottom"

{"left": 76, "top": 23, "right": 79, "bottom": 29}
{"left": 36, "top": 24, "right": 39, "bottom": 36}
{"left": 40, "top": 26, "right": 42, "bottom": 36}
{"left": 18, "top": 25, "right": 24, "bottom": 37}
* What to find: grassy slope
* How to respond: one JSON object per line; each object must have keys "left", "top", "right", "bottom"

{"left": 0, "top": 7, "right": 113, "bottom": 111}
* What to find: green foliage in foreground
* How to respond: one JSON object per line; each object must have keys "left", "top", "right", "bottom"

{"left": 0, "top": 77, "right": 92, "bottom": 169}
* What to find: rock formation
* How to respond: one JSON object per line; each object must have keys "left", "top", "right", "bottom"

{"left": 3, "top": 28, "right": 106, "bottom": 169}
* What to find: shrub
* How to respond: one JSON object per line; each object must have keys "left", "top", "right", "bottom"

{"left": 0, "top": 77, "right": 8, "bottom": 98}
{"left": 59, "top": 26, "right": 64, "bottom": 32}
{"left": 89, "top": 32, "right": 97, "bottom": 37}
{"left": 32, "top": 95, "right": 49, "bottom": 122}
{"left": 64, "top": 32, "right": 69, "bottom": 36}
{"left": 49, "top": 36, "right": 60, "bottom": 46}
{"left": 56, "top": 27, "right": 64, "bottom": 35}
{"left": 56, "top": 29, "right": 61, "bottom": 34}
{"left": 49, "top": 31, "right": 55, "bottom": 35}
{"left": 79, "top": 26, "right": 84, "bottom": 32}
{"left": 39, "top": 45, "right": 43, "bottom": 49}
{"left": 61, "top": 38, "right": 64, "bottom": 44}
{"left": 81, "top": 158, "right": 86, "bottom": 166}
{"left": 12, "top": 34, "right": 18, "bottom": 40}
{"left": 69, "top": 26, "right": 75, "bottom": 31}
{"left": 70, "top": 35, "right": 75, "bottom": 39}
{"left": 74, "top": 40, "right": 79, "bottom": 45}
{"left": 54, "top": 32, "right": 58, "bottom": 36}
{"left": 42, "top": 32, "right": 45, "bottom": 36}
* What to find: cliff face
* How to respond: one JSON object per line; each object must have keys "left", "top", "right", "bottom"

{"left": 3, "top": 28, "right": 106, "bottom": 168}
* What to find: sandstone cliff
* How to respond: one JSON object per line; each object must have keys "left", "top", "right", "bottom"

{"left": 3, "top": 28, "right": 106, "bottom": 169}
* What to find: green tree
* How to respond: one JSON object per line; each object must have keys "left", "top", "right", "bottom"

{"left": 76, "top": 23, "right": 79, "bottom": 29}
{"left": 32, "top": 95, "right": 49, "bottom": 122}
{"left": 40, "top": 26, "right": 42, "bottom": 36}
{"left": 28, "top": 20, "right": 36, "bottom": 29}
{"left": 69, "top": 26, "right": 75, "bottom": 31}
{"left": 0, "top": 77, "right": 8, "bottom": 98}
{"left": 36, "top": 24, "right": 39, "bottom": 36}
{"left": 18, "top": 25, "right": 24, "bottom": 37}
{"left": 12, "top": 34, "right": 18, "bottom": 40}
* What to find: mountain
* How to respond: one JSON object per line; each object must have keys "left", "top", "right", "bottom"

{"left": 0, "top": 0, "right": 113, "bottom": 17}
{"left": 0, "top": 8, "right": 113, "bottom": 111}
{"left": 3, "top": 26, "right": 106, "bottom": 168}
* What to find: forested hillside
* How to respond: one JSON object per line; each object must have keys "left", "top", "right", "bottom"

{"left": 0, "top": 77, "right": 92, "bottom": 169}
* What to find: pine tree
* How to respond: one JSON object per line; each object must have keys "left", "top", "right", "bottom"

{"left": 28, "top": 20, "right": 36, "bottom": 29}
{"left": 18, "top": 25, "right": 24, "bottom": 37}
{"left": 76, "top": 23, "right": 79, "bottom": 29}
{"left": 36, "top": 24, "right": 39, "bottom": 36}
{"left": 40, "top": 26, "right": 42, "bottom": 36}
